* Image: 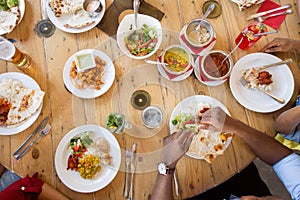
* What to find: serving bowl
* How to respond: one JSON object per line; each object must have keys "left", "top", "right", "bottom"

{"left": 184, "top": 18, "right": 214, "bottom": 47}
{"left": 161, "top": 45, "right": 192, "bottom": 75}
{"left": 200, "top": 50, "right": 233, "bottom": 81}
{"left": 117, "top": 14, "right": 162, "bottom": 60}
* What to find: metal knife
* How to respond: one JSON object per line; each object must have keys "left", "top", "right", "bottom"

{"left": 13, "top": 117, "right": 49, "bottom": 159}
{"left": 246, "top": 4, "right": 292, "bottom": 20}
{"left": 127, "top": 143, "right": 137, "bottom": 200}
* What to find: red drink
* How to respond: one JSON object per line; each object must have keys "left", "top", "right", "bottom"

{"left": 235, "top": 22, "right": 267, "bottom": 50}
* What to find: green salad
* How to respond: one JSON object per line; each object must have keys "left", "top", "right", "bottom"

{"left": 124, "top": 24, "right": 158, "bottom": 56}
{"left": 0, "top": 0, "right": 18, "bottom": 11}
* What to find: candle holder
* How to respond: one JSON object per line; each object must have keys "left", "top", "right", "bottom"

{"left": 35, "top": 19, "right": 56, "bottom": 38}
{"left": 131, "top": 90, "right": 151, "bottom": 110}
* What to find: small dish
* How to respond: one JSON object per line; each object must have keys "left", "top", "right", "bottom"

{"left": 200, "top": 50, "right": 233, "bottom": 81}
{"left": 161, "top": 45, "right": 192, "bottom": 76}
{"left": 184, "top": 18, "right": 214, "bottom": 47}
{"left": 116, "top": 14, "right": 162, "bottom": 60}
{"left": 75, "top": 53, "right": 96, "bottom": 72}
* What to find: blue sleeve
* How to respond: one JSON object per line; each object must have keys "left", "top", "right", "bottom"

{"left": 273, "top": 153, "right": 300, "bottom": 200}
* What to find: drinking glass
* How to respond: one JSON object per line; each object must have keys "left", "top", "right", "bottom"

{"left": 235, "top": 21, "right": 268, "bottom": 50}
{"left": 106, "top": 113, "right": 132, "bottom": 134}
{"left": 0, "top": 37, "right": 32, "bottom": 71}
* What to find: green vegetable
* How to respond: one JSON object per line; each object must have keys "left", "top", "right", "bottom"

{"left": 80, "top": 131, "right": 93, "bottom": 146}
{"left": 0, "top": 0, "right": 9, "bottom": 10}
{"left": 106, "top": 114, "right": 124, "bottom": 129}
{"left": 6, "top": 0, "right": 17, "bottom": 8}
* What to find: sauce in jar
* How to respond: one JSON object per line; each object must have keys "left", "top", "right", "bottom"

{"left": 203, "top": 52, "right": 229, "bottom": 78}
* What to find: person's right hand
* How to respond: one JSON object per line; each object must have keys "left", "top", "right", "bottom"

{"left": 260, "top": 38, "right": 300, "bottom": 53}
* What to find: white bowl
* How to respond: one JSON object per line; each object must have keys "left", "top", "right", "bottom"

{"left": 200, "top": 50, "right": 233, "bottom": 81}
{"left": 117, "top": 14, "right": 162, "bottom": 60}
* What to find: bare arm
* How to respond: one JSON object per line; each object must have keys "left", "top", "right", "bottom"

{"left": 39, "top": 183, "right": 70, "bottom": 200}
{"left": 200, "top": 107, "right": 293, "bottom": 166}
{"left": 260, "top": 38, "right": 300, "bottom": 53}
{"left": 152, "top": 130, "right": 195, "bottom": 200}
{"left": 274, "top": 106, "right": 300, "bottom": 135}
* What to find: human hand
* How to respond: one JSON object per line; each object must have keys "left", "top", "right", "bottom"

{"left": 261, "top": 38, "right": 300, "bottom": 53}
{"left": 162, "top": 130, "right": 195, "bottom": 169}
{"left": 198, "top": 107, "right": 228, "bottom": 132}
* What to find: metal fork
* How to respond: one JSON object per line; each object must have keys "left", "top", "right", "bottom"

{"left": 239, "top": 77, "right": 285, "bottom": 104}
{"left": 123, "top": 149, "right": 131, "bottom": 198}
{"left": 14, "top": 124, "right": 51, "bottom": 160}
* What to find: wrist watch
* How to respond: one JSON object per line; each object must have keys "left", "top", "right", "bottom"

{"left": 157, "top": 162, "right": 175, "bottom": 175}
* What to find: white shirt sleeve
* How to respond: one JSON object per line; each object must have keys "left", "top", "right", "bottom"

{"left": 273, "top": 153, "right": 300, "bottom": 200}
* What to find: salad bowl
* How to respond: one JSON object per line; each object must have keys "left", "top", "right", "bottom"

{"left": 116, "top": 14, "right": 162, "bottom": 60}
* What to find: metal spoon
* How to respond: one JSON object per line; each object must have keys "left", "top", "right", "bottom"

{"left": 256, "top": 9, "right": 293, "bottom": 22}
{"left": 145, "top": 59, "right": 169, "bottom": 66}
{"left": 133, "top": 0, "right": 140, "bottom": 31}
{"left": 195, "top": 3, "right": 215, "bottom": 32}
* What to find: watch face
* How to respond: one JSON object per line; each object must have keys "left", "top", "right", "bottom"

{"left": 158, "top": 162, "right": 167, "bottom": 175}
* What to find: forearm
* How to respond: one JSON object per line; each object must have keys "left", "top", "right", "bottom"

{"left": 224, "top": 117, "right": 292, "bottom": 166}
{"left": 274, "top": 106, "right": 300, "bottom": 135}
{"left": 152, "top": 174, "right": 174, "bottom": 200}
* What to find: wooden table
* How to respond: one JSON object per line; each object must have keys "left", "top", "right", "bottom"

{"left": 1, "top": 0, "right": 300, "bottom": 199}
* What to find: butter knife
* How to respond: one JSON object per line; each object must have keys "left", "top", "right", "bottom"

{"left": 246, "top": 4, "right": 292, "bottom": 20}
{"left": 13, "top": 117, "right": 49, "bottom": 159}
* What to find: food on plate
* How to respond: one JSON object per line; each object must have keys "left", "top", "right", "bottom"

{"left": 67, "top": 131, "right": 113, "bottom": 179}
{"left": 163, "top": 46, "right": 190, "bottom": 74}
{"left": 70, "top": 55, "right": 105, "bottom": 90}
{"left": 48, "top": 0, "right": 84, "bottom": 17}
{"left": 0, "top": 4, "right": 20, "bottom": 34}
{"left": 203, "top": 52, "right": 230, "bottom": 78}
{"left": 124, "top": 24, "right": 158, "bottom": 57}
{"left": 0, "top": 98, "right": 11, "bottom": 126}
{"left": 188, "top": 130, "right": 233, "bottom": 163}
{"left": 242, "top": 68, "right": 273, "bottom": 91}
{"left": 48, "top": 0, "right": 102, "bottom": 29}
{"left": 63, "top": 11, "right": 95, "bottom": 29}
{"left": 172, "top": 103, "right": 233, "bottom": 163}
{"left": 0, "top": 78, "right": 45, "bottom": 126}
{"left": 231, "top": 0, "right": 262, "bottom": 11}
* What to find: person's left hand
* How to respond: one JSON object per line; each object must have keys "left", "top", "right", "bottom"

{"left": 162, "top": 130, "right": 195, "bottom": 169}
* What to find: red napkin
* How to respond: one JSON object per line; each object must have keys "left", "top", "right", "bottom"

{"left": 180, "top": 34, "right": 216, "bottom": 55}
{"left": 158, "top": 56, "right": 193, "bottom": 80}
{"left": 256, "top": 0, "right": 287, "bottom": 30}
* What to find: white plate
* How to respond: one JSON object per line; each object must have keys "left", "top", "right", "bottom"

{"left": 193, "top": 56, "right": 226, "bottom": 86}
{"left": 63, "top": 49, "right": 115, "bottom": 99}
{"left": 46, "top": 0, "right": 105, "bottom": 33}
{"left": 169, "top": 95, "right": 232, "bottom": 159}
{"left": 229, "top": 53, "right": 294, "bottom": 113}
{"left": 116, "top": 14, "right": 162, "bottom": 60}
{"left": 0, "top": 72, "right": 42, "bottom": 135}
{"left": 55, "top": 124, "right": 121, "bottom": 193}
{"left": 0, "top": 0, "right": 26, "bottom": 35}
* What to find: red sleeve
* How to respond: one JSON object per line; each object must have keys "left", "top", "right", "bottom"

{"left": 0, "top": 172, "right": 44, "bottom": 200}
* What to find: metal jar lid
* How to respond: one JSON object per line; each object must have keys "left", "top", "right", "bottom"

{"left": 142, "top": 106, "right": 163, "bottom": 128}
{"left": 202, "top": 0, "right": 222, "bottom": 19}
{"left": 34, "top": 19, "right": 56, "bottom": 38}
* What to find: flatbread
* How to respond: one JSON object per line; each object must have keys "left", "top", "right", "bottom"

{"left": 0, "top": 6, "right": 20, "bottom": 34}
{"left": 49, "top": 0, "right": 84, "bottom": 17}
{"left": 63, "top": 11, "right": 95, "bottom": 29}
{"left": 5, "top": 88, "right": 45, "bottom": 125}
{"left": 231, "top": 0, "right": 261, "bottom": 11}
{"left": 188, "top": 130, "right": 232, "bottom": 163}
